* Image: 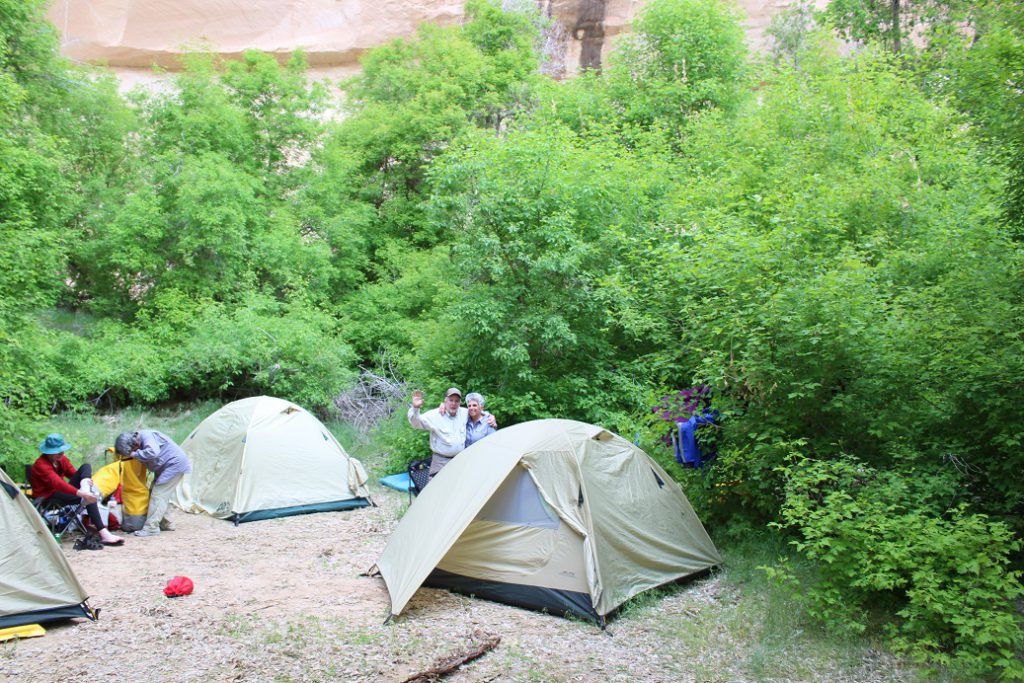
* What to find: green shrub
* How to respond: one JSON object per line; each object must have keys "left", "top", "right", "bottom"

{"left": 770, "top": 455, "right": 1024, "bottom": 679}
{"left": 367, "top": 412, "right": 431, "bottom": 478}
{"left": 8, "top": 294, "right": 356, "bottom": 421}
{"left": 0, "top": 402, "right": 40, "bottom": 477}
{"left": 683, "top": 437, "right": 803, "bottom": 529}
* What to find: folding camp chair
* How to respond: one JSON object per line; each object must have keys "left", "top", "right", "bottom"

{"left": 407, "top": 459, "right": 431, "bottom": 498}
{"left": 25, "top": 465, "right": 89, "bottom": 541}
{"left": 18, "top": 465, "right": 32, "bottom": 496}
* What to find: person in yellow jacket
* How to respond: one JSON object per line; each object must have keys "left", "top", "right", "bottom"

{"left": 92, "top": 449, "right": 150, "bottom": 532}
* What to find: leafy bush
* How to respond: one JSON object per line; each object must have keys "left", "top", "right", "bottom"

{"left": 0, "top": 402, "right": 39, "bottom": 477}
{"left": 423, "top": 124, "right": 669, "bottom": 424}
{"left": 605, "top": 0, "right": 748, "bottom": 133}
{"left": 770, "top": 455, "right": 1024, "bottom": 679}
{"left": 368, "top": 412, "right": 431, "bottom": 478}
{"left": 10, "top": 294, "right": 356, "bottom": 422}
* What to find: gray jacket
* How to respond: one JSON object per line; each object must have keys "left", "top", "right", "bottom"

{"left": 132, "top": 430, "right": 192, "bottom": 485}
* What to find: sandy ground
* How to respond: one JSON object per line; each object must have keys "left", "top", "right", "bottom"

{"left": 1, "top": 487, "right": 910, "bottom": 683}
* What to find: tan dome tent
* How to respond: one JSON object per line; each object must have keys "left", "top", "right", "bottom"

{"left": 0, "top": 468, "right": 97, "bottom": 628}
{"left": 172, "top": 396, "right": 371, "bottom": 524}
{"left": 372, "top": 419, "right": 721, "bottom": 624}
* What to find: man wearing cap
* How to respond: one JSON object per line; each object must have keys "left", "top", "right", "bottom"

{"left": 407, "top": 387, "right": 482, "bottom": 476}
{"left": 30, "top": 433, "right": 124, "bottom": 545}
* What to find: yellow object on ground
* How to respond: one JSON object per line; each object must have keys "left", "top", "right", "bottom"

{"left": 0, "top": 624, "right": 46, "bottom": 641}
{"left": 120, "top": 458, "right": 149, "bottom": 515}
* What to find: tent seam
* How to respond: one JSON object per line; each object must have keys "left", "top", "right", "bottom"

{"left": 231, "top": 401, "right": 261, "bottom": 517}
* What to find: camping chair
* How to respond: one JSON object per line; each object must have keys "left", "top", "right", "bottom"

{"left": 18, "top": 466, "right": 32, "bottom": 496}
{"left": 407, "top": 459, "right": 431, "bottom": 498}
{"left": 25, "top": 465, "right": 89, "bottom": 541}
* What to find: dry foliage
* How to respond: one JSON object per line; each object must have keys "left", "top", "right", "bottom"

{"left": 333, "top": 357, "right": 407, "bottom": 441}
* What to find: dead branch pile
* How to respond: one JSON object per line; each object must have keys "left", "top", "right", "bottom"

{"left": 399, "top": 631, "right": 501, "bottom": 683}
{"left": 333, "top": 358, "right": 407, "bottom": 440}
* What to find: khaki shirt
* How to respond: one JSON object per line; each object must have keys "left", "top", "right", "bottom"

{"left": 408, "top": 406, "right": 468, "bottom": 457}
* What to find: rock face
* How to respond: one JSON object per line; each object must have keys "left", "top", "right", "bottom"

{"left": 47, "top": 0, "right": 812, "bottom": 84}
{"left": 49, "top": 0, "right": 466, "bottom": 69}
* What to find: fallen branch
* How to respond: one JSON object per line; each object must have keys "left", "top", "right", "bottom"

{"left": 399, "top": 631, "right": 501, "bottom": 683}
{"left": 251, "top": 601, "right": 282, "bottom": 612}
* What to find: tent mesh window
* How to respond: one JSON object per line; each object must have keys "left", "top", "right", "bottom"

{"left": 476, "top": 468, "right": 559, "bottom": 530}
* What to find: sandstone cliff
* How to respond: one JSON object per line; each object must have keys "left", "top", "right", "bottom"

{"left": 47, "top": 1, "right": 813, "bottom": 86}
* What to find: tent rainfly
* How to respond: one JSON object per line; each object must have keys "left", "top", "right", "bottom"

{"left": 0, "top": 468, "right": 96, "bottom": 628}
{"left": 372, "top": 419, "right": 722, "bottom": 624}
{"left": 172, "top": 396, "right": 371, "bottom": 524}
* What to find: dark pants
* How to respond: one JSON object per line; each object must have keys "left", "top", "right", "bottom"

{"left": 42, "top": 463, "right": 106, "bottom": 531}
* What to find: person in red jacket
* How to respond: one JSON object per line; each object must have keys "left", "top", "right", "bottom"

{"left": 30, "top": 433, "right": 124, "bottom": 546}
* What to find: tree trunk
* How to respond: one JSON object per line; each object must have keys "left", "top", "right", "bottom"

{"left": 892, "top": 0, "right": 902, "bottom": 52}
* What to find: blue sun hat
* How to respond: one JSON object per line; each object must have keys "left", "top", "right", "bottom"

{"left": 39, "top": 433, "right": 71, "bottom": 454}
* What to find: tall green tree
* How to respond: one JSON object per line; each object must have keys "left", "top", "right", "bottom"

{"left": 0, "top": 0, "right": 132, "bottom": 321}
{"left": 299, "top": 0, "right": 544, "bottom": 367}
{"left": 824, "top": 0, "right": 976, "bottom": 53}
{"left": 0, "top": 0, "right": 70, "bottom": 443}
{"left": 938, "top": 2, "right": 1024, "bottom": 234}
{"left": 303, "top": 0, "right": 541, "bottom": 267}
{"left": 604, "top": 0, "right": 747, "bottom": 135}
{"left": 648, "top": 41, "right": 1022, "bottom": 521}
{"left": 0, "top": 0, "right": 139, "bottom": 448}
{"left": 70, "top": 51, "right": 334, "bottom": 315}
{"left": 423, "top": 125, "right": 671, "bottom": 423}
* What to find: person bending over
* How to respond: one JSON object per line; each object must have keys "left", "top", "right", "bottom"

{"left": 114, "top": 430, "right": 191, "bottom": 538}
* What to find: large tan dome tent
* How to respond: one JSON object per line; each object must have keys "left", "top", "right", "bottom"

{"left": 172, "top": 396, "right": 371, "bottom": 523}
{"left": 0, "top": 468, "right": 97, "bottom": 628}
{"left": 372, "top": 419, "right": 721, "bottom": 624}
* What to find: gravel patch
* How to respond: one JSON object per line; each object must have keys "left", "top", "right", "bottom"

{"left": 2, "top": 488, "right": 914, "bottom": 683}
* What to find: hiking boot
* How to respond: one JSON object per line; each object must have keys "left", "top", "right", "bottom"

{"left": 159, "top": 520, "right": 176, "bottom": 531}
{"left": 134, "top": 528, "right": 160, "bottom": 537}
